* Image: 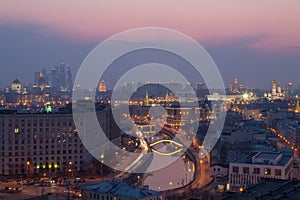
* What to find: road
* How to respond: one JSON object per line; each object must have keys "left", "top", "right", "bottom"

{"left": 269, "top": 128, "right": 300, "bottom": 180}
{"left": 0, "top": 175, "right": 118, "bottom": 200}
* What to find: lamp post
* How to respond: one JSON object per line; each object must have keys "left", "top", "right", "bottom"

{"left": 137, "top": 175, "right": 141, "bottom": 186}
{"left": 169, "top": 181, "right": 173, "bottom": 198}
{"left": 26, "top": 161, "right": 30, "bottom": 179}
{"left": 100, "top": 153, "right": 104, "bottom": 176}
{"left": 67, "top": 161, "right": 73, "bottom": 200}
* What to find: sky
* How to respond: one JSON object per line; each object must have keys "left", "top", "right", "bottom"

{"left": 0, "top": 0, "right": 300, "bottom": 89}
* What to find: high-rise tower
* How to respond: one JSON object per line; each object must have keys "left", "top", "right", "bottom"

{"left": 278, "top": 84, "right": 282, "bottom": 94}
{"left": 66, "top": 65, "right": 73, "bottom": 90}
{"left": 233, "top": 77, "right": 239, "bottom": 93}
{"left": 144, "top": 91, "right": 149, "bottom": 106}
{"left": 272, "top": 80, "right": 277, "bottom": 96}
{"left": 58, "top": 63, "right": 67, "bottom": 90}
{"left": 229, "top": 84, "right": 233, "bottom": 93}
{"left": 98, "top": 80, "right": 107, "bottom": 92}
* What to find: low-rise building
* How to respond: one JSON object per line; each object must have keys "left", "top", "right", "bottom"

{"left": 228, "top": 150, "right": 294, "bottom": 192}
{"left": 81, "top": 180, "right": 164, "bottom": 200}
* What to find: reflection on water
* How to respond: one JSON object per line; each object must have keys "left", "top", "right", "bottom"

{"left": 143, "top": 146, "right": 195, "bottom": 191}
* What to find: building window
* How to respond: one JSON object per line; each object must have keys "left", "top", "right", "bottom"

{"left": 264, "top": 168, "right": 271, "bottom": 175}
{"left": 232, "top": 166, "right": 239, "bottom": 173}
{"left": 243, "top": 167, "right": 249, "bottom": 174}
{"left": 253, "top": 168, "right": 260, "bottom": 174}
{"left": 275, "top": 169, "right": 282, "bottom": 176}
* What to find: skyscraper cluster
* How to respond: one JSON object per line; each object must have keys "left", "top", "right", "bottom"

{"left": 34, "top": 63, "right": 73, "bottom": 92}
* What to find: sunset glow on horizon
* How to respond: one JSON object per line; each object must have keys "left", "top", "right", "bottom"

{"left": 1, "top": 0, "right": 300, "bottom": 51}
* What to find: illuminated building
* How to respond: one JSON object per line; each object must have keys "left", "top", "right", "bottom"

{"left": 295, "top": 95, "right": 300, "bottom": 113}
{"left": 165, "top": 91, "right": 169, "bottom": 103}
{"left": 272, "top": 80, "right": 277, "bottom": 96}
{"left": 270, "top": 80, "right": 285, "bottom": 101}
{"left": 144, "top": 91, "right": 149, "bottom": 106}
{"left": 234, "top": 77, "right": 239, "bottom": 93}
{"left": 0, "top": 109, "right": 88, "bottom": 175}
{"left": 241, "top": 109, "right": 262, "bottom": 121}
{"left": 11, "top": 78, "right": 21, "bottom": 94}
{"left": 239, "top": 84, "right": 244, "bottom": 90}
{"left": 98, "top": 80, "right": 107, "bottom": 92}
{"left": 37, "top": 71, "right": 49, "bottom": 91}
{"left": 229, "top": 84, "right": 233, "bottom": 93}
{"left": 278, "top": 84, "right": 282, "bottom": 94}
{"left": 228, "top": 150, "right": 294, "bottom": 192}
{"left": 46, "top": 63, "right": 73, "bottom": 91}
{"left": 165, "top": 104, "right": 205, "bottom": 128}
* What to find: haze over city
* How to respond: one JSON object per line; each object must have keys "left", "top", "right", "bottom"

{"left": 1, "top": 1, "right": 300, "bottom": 200}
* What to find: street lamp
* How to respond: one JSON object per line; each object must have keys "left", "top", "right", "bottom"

{"left": 67, "top": 167, "right": 73, "bottom": 200}
{"left": 26, "top": 161, "right": 30, "bottom": 178}
{"left": 68, "top": 161, "right": 73, "bottom": 178}
{"left": 239, "top": 187, "right": 244, "bottom": 193}
{"left": 137, "top": 175, "right": 141, "bottom": 186}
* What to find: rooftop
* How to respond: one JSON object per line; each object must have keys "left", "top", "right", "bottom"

{"left": 231, "top": 151, "right": 292, "bottom": 166}
{"left": 81, "top": 180, "right": 162, "bottom": 199}
{"left": 255, "top": 152, "right": 281, "bottom": 160}
{"left": 12, "top": 78, "right": 20, "bottom": 84}
{"left": 222, "top": 179, "right": 300, "bottom": 200}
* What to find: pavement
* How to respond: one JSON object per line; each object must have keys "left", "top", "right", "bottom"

{"left": 0, "top": 176, "right": 111, "bottom": 200}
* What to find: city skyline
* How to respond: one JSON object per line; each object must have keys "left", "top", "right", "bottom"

{"left": 0, "top": 1, "right": 300, "bottom": 89}
{"left": 1, "top": 71, "right": 298, "bottom": 92}
{"left": 2, "top": 1, "right": 300, "bottom": 199}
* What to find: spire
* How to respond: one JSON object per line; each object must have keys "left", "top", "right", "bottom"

{"left": 278, "top": 83, "right": 282, "bottom": 94}
{"left": 144, "top": 90, "right": 149, "bottom": 106}
{"left": 165, "top": 91, "right": 169, "bottom": 102}
{"left": 39, "top": 71, "right": 44, "bottom": 78}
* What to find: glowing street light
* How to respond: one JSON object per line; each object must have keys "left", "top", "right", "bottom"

{"left": 239, "top": 187, "right": 244, "bottom": 193}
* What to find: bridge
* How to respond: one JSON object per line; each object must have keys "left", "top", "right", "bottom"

{"left": 115, "top": 124, "right": 212, "bottom": 199}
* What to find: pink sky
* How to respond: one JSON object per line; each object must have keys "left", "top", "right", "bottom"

{"left": 0, "top": 0, "right": 300, "bottom": 51}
